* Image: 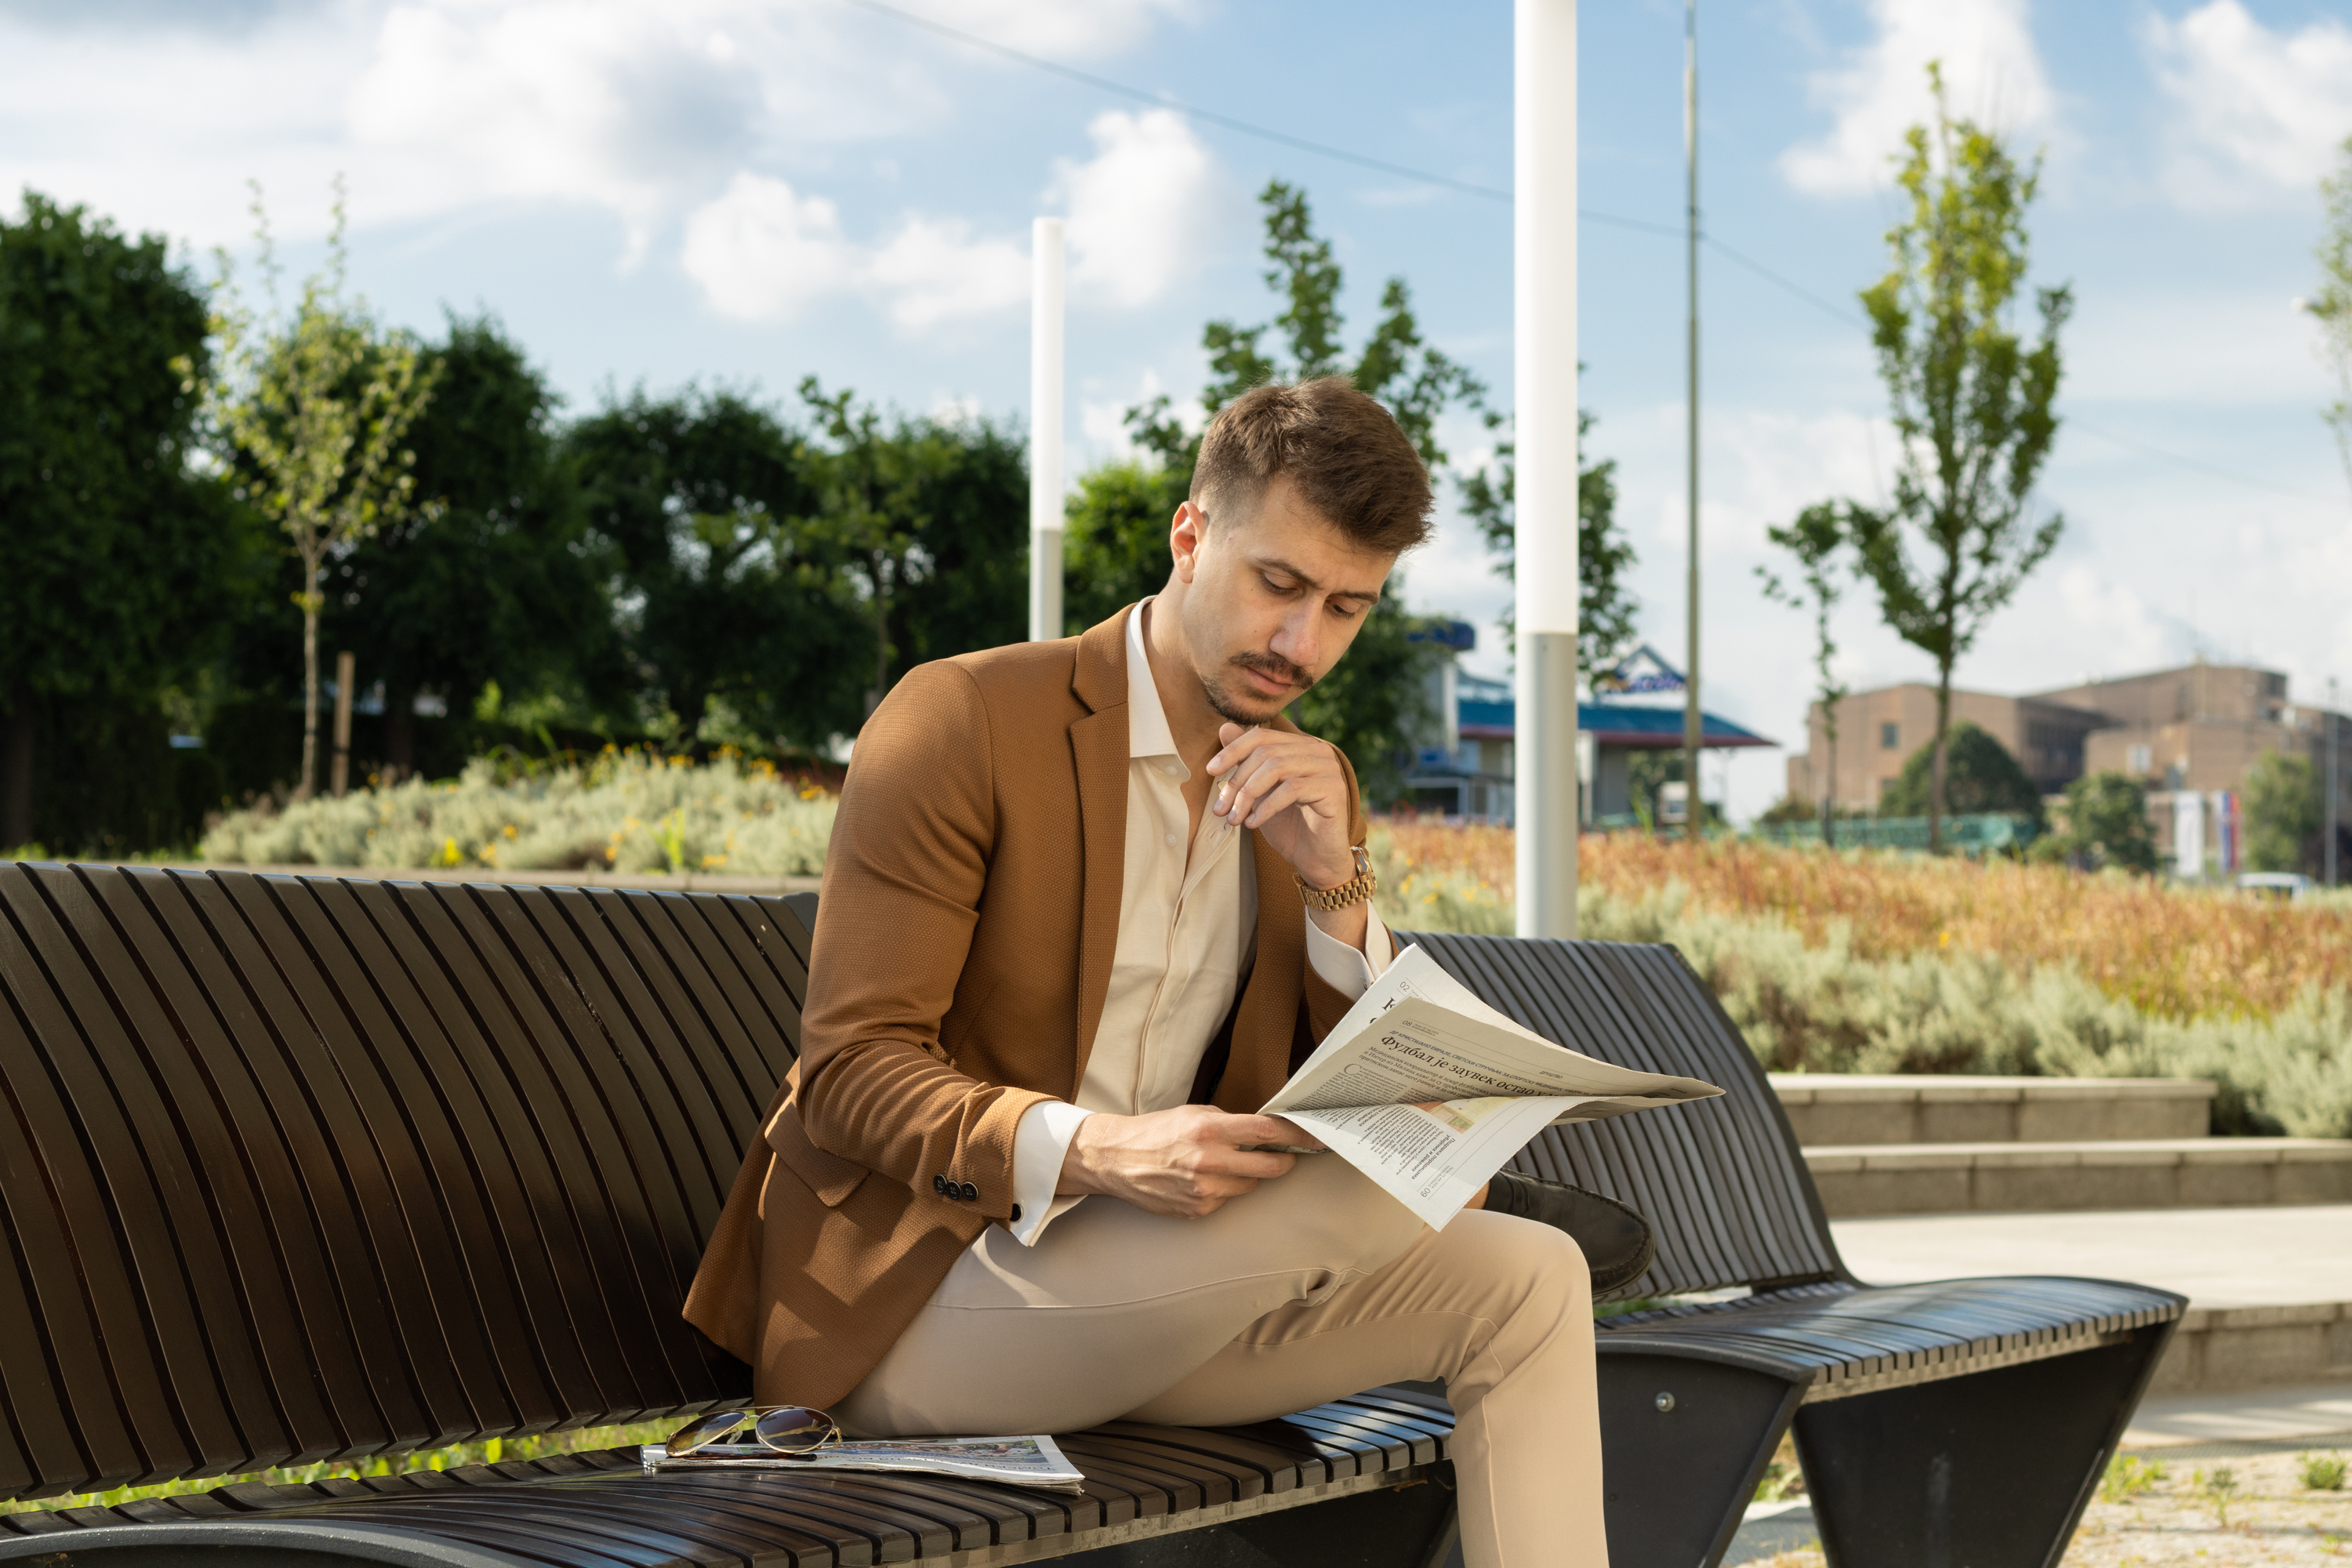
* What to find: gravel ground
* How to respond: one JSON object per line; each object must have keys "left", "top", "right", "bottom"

{"left": 1747, "top": 1450, "right": 2351, "bottom": 1567}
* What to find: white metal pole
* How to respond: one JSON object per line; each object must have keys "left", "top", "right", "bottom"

{"left": 1029, "top": 217, "right": 1066, "bottom": 642}
{"left": 1515, "top": 0, "right": 1580, "bottom": 938}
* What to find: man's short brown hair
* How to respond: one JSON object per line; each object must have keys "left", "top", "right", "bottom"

{"left": 1190, "top": 378, "right": 1434, "bottom": 555}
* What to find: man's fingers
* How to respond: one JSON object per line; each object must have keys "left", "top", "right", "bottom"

{"left": 1260, "top": 1116, "right": 1327, "bottom": 1152}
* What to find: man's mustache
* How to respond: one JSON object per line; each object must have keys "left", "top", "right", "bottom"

{"left": 1228, "top": 651, "right": 1316, "bottom": 694}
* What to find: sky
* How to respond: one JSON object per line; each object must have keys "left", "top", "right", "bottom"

{"left": 4, "top": 0, "right": 2350, "bottom": 821}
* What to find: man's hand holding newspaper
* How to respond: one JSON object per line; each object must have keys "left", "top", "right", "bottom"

{"left": 1261, "top": 945, "right": 1723, "bottom": 1228}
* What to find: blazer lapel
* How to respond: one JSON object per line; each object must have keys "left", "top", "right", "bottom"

{"left": 1067, "top": 607, "right": 1133, "bottom": 1091}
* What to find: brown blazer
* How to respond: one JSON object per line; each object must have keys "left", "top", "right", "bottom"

{"left": 682, "top": 604, "right": 1370, "bottom": 1407}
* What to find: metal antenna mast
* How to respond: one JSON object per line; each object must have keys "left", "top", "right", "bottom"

{"left": 1681, "top": 0, "right": 1702, "bottom": 837}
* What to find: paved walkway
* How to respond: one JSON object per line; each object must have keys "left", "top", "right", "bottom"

{"left": 1831, "top": 1204, "right": 2352, "bottom": 1309}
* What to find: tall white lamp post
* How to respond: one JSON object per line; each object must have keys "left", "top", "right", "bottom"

{"left": 1515, "top": 0, "right": 1580, "bottom": 938}
{"left": 1029, "top": 218, "right": 1066, "bottom": 643}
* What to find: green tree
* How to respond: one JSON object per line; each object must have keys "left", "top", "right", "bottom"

{"left": 1878, "top": 720, "right": 2041, "bottom": 821}
{"left": 1458, "top": 404, "right": 1636, "bottom": 681}
{"left": 568, "top": 387, "right": 860, "bottom": 751}
{"left": 2036, "top": 771, "right": 2158, "bottom": 873}
{"left": 1842, "top": 66, "right": 2071, "bottom": 852}
{"left": 0, "top": 191, "right": 257, "bottom": 850}
{"left": 799, "top": 379, "right": 1027, "bottom": 711}
{"left": 1758, "top": 503, "right": 1850, "bottom": 844}
{"left": 314, "top": 313, "right": 622, "bottom": 776}
{"left": 198, "top": 183, "right": 441, "bottom": 797}
{"left": 2244, "top": 749, "right": 2321, "bottom": 874}
{"left": 1062, "top": 458, "right": 1192, "bottom": 630}
{"left": 2310, "top": 135, "right": 2352, "bottom": 503}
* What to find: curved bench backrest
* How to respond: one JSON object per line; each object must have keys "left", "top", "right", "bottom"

{"left": 0, "top": 863, "right": 809, "bottom": 1501}
{"left": 1403, "top": 933, "right": 1846, "bottom": 1300}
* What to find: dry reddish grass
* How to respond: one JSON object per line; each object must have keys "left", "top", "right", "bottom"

{"left": 1374, "top": 822, "right": 2352, "bottom": 1022}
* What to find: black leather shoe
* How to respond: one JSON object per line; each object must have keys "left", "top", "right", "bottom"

{"left": 1483, "top": 1171, "right": 1657, "bottom": 1294}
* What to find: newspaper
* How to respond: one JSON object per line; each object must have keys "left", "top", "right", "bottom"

{"left": 641, "top": 1433, "right": 1085, "bottom": 1493}
{"left": 1261, "top": 944, "right": 1723, "bottom": 1229}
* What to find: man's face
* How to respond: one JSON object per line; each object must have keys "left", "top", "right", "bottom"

{"left": 1169, "top": 474, "right": 1397, "bottom": 726}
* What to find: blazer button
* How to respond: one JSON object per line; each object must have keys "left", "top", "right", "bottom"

{"left": 933, "top": 1174, "right": 949, "bottom": 1195}
{"left": 960, "top": 1181, "right": 978, "bottom": 1202}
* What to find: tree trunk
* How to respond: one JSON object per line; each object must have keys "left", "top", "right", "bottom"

{"left": 299, "top": 555, "right": 322, "bottom": 800}
{"left": 383, "top": 688, "right": 416, "bottom": 783}
{"left": 2, "top": 682, "right": 34, "bottom": 851}
{"left": 1823, "top": 720, "right": 1838, "bottom": 849}
{"left": 1929, "top": 668, "right": 1953, "bottom": 853}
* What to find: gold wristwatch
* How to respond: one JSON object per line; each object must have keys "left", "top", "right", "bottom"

{"left": 1297, "top": 845, "right": 1377, "bottom": 911}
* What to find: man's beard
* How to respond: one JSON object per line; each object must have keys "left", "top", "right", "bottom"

{"left": 1200, "top": 650, "right": 1317, "bottom": 725}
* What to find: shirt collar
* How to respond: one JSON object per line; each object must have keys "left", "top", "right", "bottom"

{"left": 1126, "top": 597, "right": 1182, "bottom": 766}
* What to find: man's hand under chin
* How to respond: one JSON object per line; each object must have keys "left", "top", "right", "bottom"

{"left": 1203, "top": 721, "right": 1372, "bottom": 951}
{"left": 1059, "top": 1106, "right": 1328, "bottom": 1219}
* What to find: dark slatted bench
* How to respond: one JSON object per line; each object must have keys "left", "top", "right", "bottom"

{"left": 0, "top": 865, "right": 2183, "bottom": 1568}
{"left": 1411, "top": 931, "right": 2187, "bottom": 1568}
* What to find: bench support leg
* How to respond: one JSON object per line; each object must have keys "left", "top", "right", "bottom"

{"left": 1596, "top": 1352, "right": 1803, "bottom": 1568}
{"left": 1793, "top": 1323, "right": 2176, "bottom": 1568}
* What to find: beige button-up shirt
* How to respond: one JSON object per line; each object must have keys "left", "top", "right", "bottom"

{"left": 1007, "top": 600, "right": 1393, "bottom": 1243}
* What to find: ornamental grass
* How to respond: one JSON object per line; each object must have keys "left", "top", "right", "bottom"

{"left": 200, "top": 748, "right": 836, "bottom": 877}
{"left": 1382, "top": 826, "right": 2352, "bottom": 1025}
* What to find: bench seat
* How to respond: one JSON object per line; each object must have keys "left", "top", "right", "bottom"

{"left": 1598, "top": 1275, "right": 2182, "bottom": 1401}
{"left": 0, "top": 1392, "right": 1460, "bottom": 1567}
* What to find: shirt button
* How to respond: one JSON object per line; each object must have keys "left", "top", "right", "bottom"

{"left": 1164, "top": 833, "right": 1178, "bottom": 847}
{"left": 1164, "top": 763, "right": 1181, "bottom": 776}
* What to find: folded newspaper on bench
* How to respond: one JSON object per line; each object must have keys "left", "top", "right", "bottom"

{"left": 641, "top": 1434, "right": 1085, "bottom": 1492}
{"left": 1261, "top": 944, "right": 1724, "bottom": 1229}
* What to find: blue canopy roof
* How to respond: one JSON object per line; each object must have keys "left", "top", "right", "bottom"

{"left": 1457, "top": 697, "right": 1773, "bottom": 750}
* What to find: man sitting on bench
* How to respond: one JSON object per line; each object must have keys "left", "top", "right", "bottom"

{"left": 688, "top": 379, "right": 1622, "bottom": 1568}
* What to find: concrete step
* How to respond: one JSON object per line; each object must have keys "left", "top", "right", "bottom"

{"left": 1804, "top": 1137, "right": 2352, "bottom": 1216}
{"left": 1833, "top": 1205, "right": 2352, "bottom": 1395}
{"left": 1771, "top": 1073, "right": 2214, "bottom": 1146}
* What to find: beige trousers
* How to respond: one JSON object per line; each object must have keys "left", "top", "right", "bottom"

{"left": 834, "top": 1152, "right": 1608, "bottom": 1568}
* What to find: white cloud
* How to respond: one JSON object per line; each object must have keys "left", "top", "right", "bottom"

{"left": 0, "top": 0, "right": 1192, "bottom": 252}
{"left": 2144, "top": 0, "right": 2352, "bottom": 205}
{"left": 678, "top": 172, "right": 857, "bottom": 321}
{"left": 1780, "top": 0, "right": 2056, "bottom": 198}
{"left": 866, "top": 216, "right": 1030, "bottom": 329}
{"left": 677, "top": 108, "right": 1225, "bottom": 329}
{"left": 1054, "top": 110, "right": 1234, "bottom": 308}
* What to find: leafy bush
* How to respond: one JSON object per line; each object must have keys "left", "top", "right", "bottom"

{"left": 2034, "top": 771, "right": 2159, "bottom": 873}
{"left": 2245, "top": 748, "right": 2322, "bottom": 874}
{"left": 201, "top": 749, "right": 835, "bottom": 877}
{"left": 1877, "top": 720, "right": 2044, "bottom": 822}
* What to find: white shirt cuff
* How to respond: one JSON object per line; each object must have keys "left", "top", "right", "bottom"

{"left": 1008, "top": 1099, "right": 1093, "bottom": 1246}
{"left": 1303, "top": 903, "right": 1395, "bottom": 1000}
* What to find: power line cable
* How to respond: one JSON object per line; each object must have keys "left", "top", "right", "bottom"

{"left": 848, "top": 0, "right": 2328, "bottom": 508}
{"left": 844, "top": 0, "right": 1686, "bottom": 240}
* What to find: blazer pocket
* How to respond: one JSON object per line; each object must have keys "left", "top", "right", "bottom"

{"left": 764, "top": 1102, "right": 873, "bottom": 1207}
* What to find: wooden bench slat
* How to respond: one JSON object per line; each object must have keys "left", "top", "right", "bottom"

{"left": 97, "top": 869, "right": 355, "bottom": 1462}
{"left": 24, "top": 866, "right": 309, "bottom": 1466}
{"left": 541, "top": 887, "right": 752, "bottom": 1208}
{"left": 0, "top": 1013, "right": 193, "bottom": 1492}
{"left": 434, "top": 886, "right": 741, "bottom": 1406}
{"left": 299, "top": 876, "right": 590, "bottom": 1428}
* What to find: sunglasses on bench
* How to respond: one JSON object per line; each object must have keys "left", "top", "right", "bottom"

{"left": 662, "top": 1405, "right": 841, "bottom": 1458}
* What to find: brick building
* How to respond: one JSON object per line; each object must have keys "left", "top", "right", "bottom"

{"left": 1784, "top": 661, "right": 2352, "bottom": 854}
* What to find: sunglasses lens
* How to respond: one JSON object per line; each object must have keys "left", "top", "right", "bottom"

{"left": 753, "top": 1406, "right": 835, "bottom": 1454}
{"left": 662, "top": 1410, "right": 750, "bottom": 1457}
